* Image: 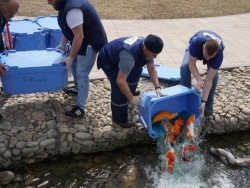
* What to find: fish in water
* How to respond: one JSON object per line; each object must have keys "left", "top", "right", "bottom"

{"left": 152, "top": 111, "right": 197, "bottom": 173}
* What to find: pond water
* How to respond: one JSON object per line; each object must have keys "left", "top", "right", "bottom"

{"left": 2, "top": 130, "right": 250, "bottom": 188}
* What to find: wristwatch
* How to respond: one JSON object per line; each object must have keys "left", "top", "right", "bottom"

{"left": 201, "top": 100, "right": 207, "bottom": 104}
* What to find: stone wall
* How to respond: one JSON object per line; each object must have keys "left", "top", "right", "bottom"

{"left": 205, "top": 67, "right": 250, "bottom": 134}
{"left": 0, "top": 67, "right": 249, "bottom": 168}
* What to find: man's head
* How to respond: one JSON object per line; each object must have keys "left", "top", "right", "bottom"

{"left": 48, "top": 0, "right": 66, "bottom": 11}
{"left": 203, "top": 39, "right": 219, "bottom": 61}
{"left": 143, "top": 34, "right": 164, "bottom": 60}
{"left": 0, "top": 0, "right": 19, "bottom": 20}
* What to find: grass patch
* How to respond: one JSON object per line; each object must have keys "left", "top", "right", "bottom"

{"left": 17, "top": 0, "right": 250, "bottom": 19}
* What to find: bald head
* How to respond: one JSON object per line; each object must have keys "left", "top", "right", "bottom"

{"left": 0, "top": 0, "right": 19, "bottom": 20}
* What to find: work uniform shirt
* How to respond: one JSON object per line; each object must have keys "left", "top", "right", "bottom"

{"left": 189, "top": 30, "right": 225, "bottom": 69}
{"left": 97, "top": 36, "right": 153, "bottom": 78}
{"left": 57, "top": 0, "right": 107, "bottom": 55}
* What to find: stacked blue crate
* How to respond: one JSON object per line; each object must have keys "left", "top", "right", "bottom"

{"left": 35, "top": 16, "right": 62, "bottom": 48}
{"left": 141, "top": 64, "right": 181, "bottom": 81}
{"left": 138, "top": 85, "right": 201, "bottom": 139}
{"left": 8, "top": 19, "right": 47, "bottom": 51}
{"left": 0, "top": 49, "right": 68, "bottom": 95}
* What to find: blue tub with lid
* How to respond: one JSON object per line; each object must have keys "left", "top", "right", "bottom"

{"left": 35, "top": 16, "right": 62, "bottom": 48}
{"left": 0, "top": 49, "right": 68, "bottom": 95}
{"left": 8, "top": 19, "right": 47, "bottom": 51}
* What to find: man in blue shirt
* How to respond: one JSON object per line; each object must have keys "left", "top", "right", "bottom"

{"left": 180, "top": 30, "right": 225, "bottom": 117}
{"left": 97, "top": 34, "right": 167, "bottom": 128}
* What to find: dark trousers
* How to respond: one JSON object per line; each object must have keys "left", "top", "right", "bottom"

{"left": 101, "top": 64, "right": 140, "bottom": 123}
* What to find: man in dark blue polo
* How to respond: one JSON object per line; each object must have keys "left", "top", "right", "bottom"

{"left": 97, "top": 34, "right": 166, "bottom": 128}
{"left": 180, "top": 30, "right": 225, "bottom": 117}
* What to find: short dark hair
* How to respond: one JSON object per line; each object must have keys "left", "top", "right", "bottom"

{"left": 144, "top": 34, "right": 164, "bottom": 53}
{"left": 205, "top": 39, "right": 219, "bottom": 56}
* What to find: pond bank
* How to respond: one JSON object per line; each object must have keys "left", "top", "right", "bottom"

{"left": 0, "top": 66, "right": 249, "bottom": 169}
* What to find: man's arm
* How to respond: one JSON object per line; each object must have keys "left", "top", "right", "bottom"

{"left": 116, "top": 70, "right": 134, "bottom": 101}
{"left": 147, "top": 63, "right": 160, "bottom": 88}
{"left": 69, "top": 24, "right": 83, "bottom": 59}
{"left": 60, "top": 34, "right": 68, "bottom": 46}
{"left": 62, "top": 8, "right": 84, "bottom": 69}
{"left": 202, "top": 67, "right": 217, "bottom": 102}
{"left": 189, "top": 55, "right": 202, "bottom": 83}
{"left": 61, "top": 24, "right": 83, "bottom": 69}
{"left": 0, "top": 63, "right": 7, "bottom": 75}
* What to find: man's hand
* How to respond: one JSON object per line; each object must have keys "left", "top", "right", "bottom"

{"left": 61, "top": 57, "right": 74, "bottom": 70}
{"left": 155, "top": 88, "right": 168, "bottom": 97}
{"left": 194, "top": 80, "right": 203, "bottom": 92}
{"left": 129, "top": 96, "right": 141, "bottom": 106}
{"left": 0, "top": 63, "right": 8, "bottom": 76}
{"left": 199, "top": 102, "right": 206, "bottom": 117}
{"left": 56, "top": 43, "right": 67, "bottom": 53}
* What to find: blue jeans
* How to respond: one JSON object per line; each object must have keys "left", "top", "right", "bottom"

{"left": 71, "top": 45, "right": 97, "bottom": 110}
{"left": 180, "top": 48, "right": 218, "bottom": 115}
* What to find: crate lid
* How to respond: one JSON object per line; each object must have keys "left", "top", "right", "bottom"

{"left": 35, "top": 16, "right": 60, "bottom": 30}
{"left": 0, "top": 49, "right": 66, "bottom": 68}
{"left": 141, "top": 64, "right": 181, "bottom": 81}
{"left": 9, "top": 19, "right": 43, "bottom": 35}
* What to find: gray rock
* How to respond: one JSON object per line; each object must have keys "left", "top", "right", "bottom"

{"left": 75, "top": 132, "right": 93, "bottom": 140}
{"left": 17, "top": 131, "right": 33, "bottom": 141}
{"left": 0, "top": 171, "right": 15, "bottom": 185}
{"left": 242, "top": 108, "right": 250, "bottom": 115}
{"left": 93, "top": 128, "right": 103, "bottom": 139}
{"left": 40, "top": 138, "right": 56, "bottom": 148}
{"left": 32, "top": 112, "right": 46, "bottom": 121}
{"left": 16, "top": 141, "right": 26, "bottom": 150}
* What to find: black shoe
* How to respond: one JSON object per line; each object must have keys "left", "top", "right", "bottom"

{"left": 0, "top": 114, "right": 3, "bottom": 122}
{"left": 64, "top": 86, "right": 78, "bottom": 95}
{"left": 119, "top": 122, "right": 133, "bottom": 128}
{"left": 133, "top": 90, "right": 140, "bottom": 96}
{"left": 204, "top": 111, "right": 213, "bottom": 116}
{"left": 65, "top": 106, "right": 84, "bottom": 118}
{"left": 113, "top": 121, "right": 133, "bottom": 128}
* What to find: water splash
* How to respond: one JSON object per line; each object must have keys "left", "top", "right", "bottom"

{"left": 144, "top": 133, "right": 234, "bottom": 188}
{"left": 206, "top": 171, "right": 234, "bottom": 188}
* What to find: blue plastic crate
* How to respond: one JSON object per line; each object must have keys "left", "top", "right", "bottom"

{"left": 0, "top": 49, "right": 68, "bottom": 95}
{"left": 35, "top": 16, "right": 62, "bottom": 48}
{"left": 8, "top": 19, "right": 47, "bottom": 51}
{"left": 138, "top": 85, "right": 201, "bottom": 139}
{"left": 141, "top": 64, "right": 181, "bottom": 81}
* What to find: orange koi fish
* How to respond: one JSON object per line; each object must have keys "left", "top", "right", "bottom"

{"left": 186, "top": 114, "right": 195, "bottom": 139}
{"left": 181, "top": 144, "right": 197, "bottom": 162}
{"left": 167, "top": 118, "right": 184, "bottom": 145}
{"left": 165, "top": 148, "right": 175, "bottom": 173}
{"left": 152, "top": 111, "right": 178, "bottom": 124}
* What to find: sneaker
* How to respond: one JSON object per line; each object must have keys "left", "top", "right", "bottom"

{"left": 113, "top": 119, "right": 133, "bottom": 128}
{"left": 0, "top": 114, "right": 3, "bottom": 122}
{"left": 133, "top": 90, "right": 140, "bottom": 96}
{"left": 204, "top": 111, "right": 213, "bottom": 116}
{"left": 64, "top": 86, "right": 78, "bottom": 95}
{"left": 65, "top": 106, "right": 84, "bottom": 118}
{"left": 119, "top": 122, "right": 133, "bottom": 128}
